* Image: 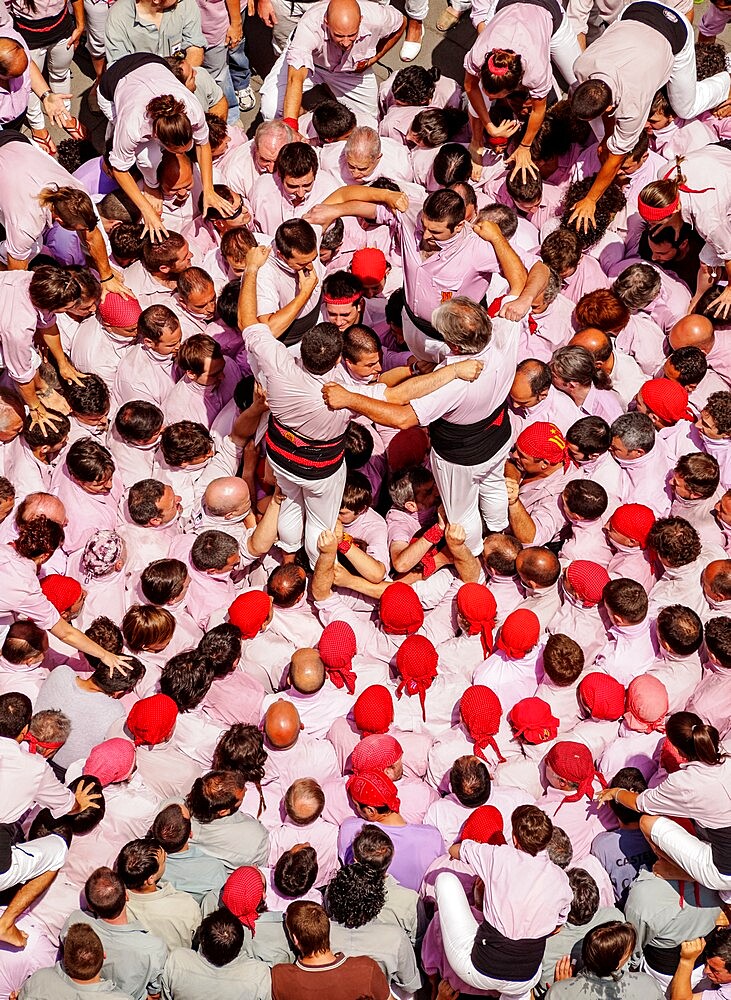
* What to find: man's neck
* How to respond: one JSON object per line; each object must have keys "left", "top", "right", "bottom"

{"left": 301, "top": 949, "right": 338, "bottom": 966}
{"left": 103, "top": 908, "right": 129, "bottom": 926}
{"left": 148, "top": 268, "right": 176, "bottom": 290}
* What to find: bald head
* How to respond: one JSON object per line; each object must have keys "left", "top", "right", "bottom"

{"left": 515, "top": 546, "right": 560, "bottom": 589}
{"left": 254, "top": 121, "right": 293, "bottom": 173}
{"left": 264, "top": 699, "right": 303, "bottom": 749}
{"left": 510, "top": 359, "right": 551, "bottom": 409}
{"left": 158, "top": 151, "right": 194, "bottom": 203}
{"left": 482, "top": 532, "right": 523, "bottom": 576}
{"left": 569, "top": 327, "right": 612, "bottom": 360}
{"left": 325, "top": 0, "right": 362, "bottom": 47}
{"left": 0, "top": 37, "right": 28, "bottom": 79}
{"left": 289, "top": 648, "right": 325, "bottom": 694}
{"left": 203, "top": 477, "right": 252, "bottom": 519}
{"left": 669, "top": 315, "right": 714, "bottom": 354}
{"left": 17, "top": 493, "right": 66, "bottom": 527}
{"left": 702, "top": 559, "right": 731, "bottom": 602}
{"left": 345, "top": 126, "right": 381, "bottom": 163}
{"left": 0, "top": 390, "right": 24, "bottom": 443}
{"left": 285, "top": 777, "right": 325, "bottom": 824}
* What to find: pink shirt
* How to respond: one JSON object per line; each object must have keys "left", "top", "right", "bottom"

{"left": 287, "top": 0, "right": 403, "bottom": 74}
{"left": 378, "top": 198, "right": 498, "bottom": 325}
{"left": 606, "top": 349, "right": 645, "bottom": 409}
{"left": 537, "top": 784, "right": 612, "bottom": 862}
{"left": 50, "top": 464, "right": 124, "bottom": 555}
{"left": 548, "top": 592, "right": 611, "bottom": 668}
{"left": 263, "top": 735, "right": 341, "bottom": 796}
{"left": 516, "top": 294, "right": 574, "bottom": 364}
{"left": 473, "top": 645, "right": 543, "bottom": 714}
{"left": 268, "top": 816, "right": 340, "bottom": 884}
{"left": 107, "top": 425, "right": 158, "bottom": 491}
{"left": 109, "top": 65, "right": 209, "bottom": 173}
{"left": 615, "top": 312, "right": 667, "bottom": 378}
{"left": 607, "top": 542, "right": 658, "bottom": 592}
{"left": 320, "top": 137, "right": 413, "bottom": 187}
{"left": 0, "top": 544, "right": 60, "bottom": 632}
{"left": 249, "top": 170, "right": 335, "bottom": 235}
{"left": 561, "top": 518, "right": 612, "bottom": 568}
{"left": 561, "top": 253, "right": 610, "bottom": 304}
{"left": 201, "top": 671, "right": 265, "bottom": 728}
{"left": 0, "top": 271, "right": 54, "bottom": 382}
{"left": 72, "top": 318, "right": 136, "bottom": 390}
{"left": 164, "top": 356, "right": 239, "bottom": 427}
{"left": 256, "top": 249, "right": 324, "bottom": 323}
{"left": 615, "top": 445, "right": 673, "bottom": 517}
{"left": 460, "top": 840, "right": 572, "bottom": 938}
{"left": 0, "top": 28, "right": 30, "bottom": 125}
{"left": 465, "top": 5, "right": 554, "bottom": 100}
{"left": 168, "top": 533, "right": 236, "bottom": 630}
{"left": 214, "top": 133, "right": 259, "bottom": 199}
{"left": 378, "top": 74, "right": 461, "bottom": 114}
{"left": 262, "top": 686, "right": 354, "bottom": 741}
{"left": 576, "top": 383, "right": 625, "bottom": 424}
{"left": 594, "top": 618, "right": 657, "bottom": 686}
{"left": 518, "top": 466, "right": 578, "bottom": 546}
{"left": 637, "top": 755, "right": 731, "bottom": 828}
{"left": 114, "top": 343, "right": 179, "bottom": 409}
{"left": 510, "top": 385, "right": 583, "bottom": 437}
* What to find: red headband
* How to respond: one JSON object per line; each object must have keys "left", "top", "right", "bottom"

{"left": 637, "top": 194, "right": 679, "bottom": 223}
{"left": 23, "top": 734, "right": 64, "bottom": 754}
{"left": 323, "top": 292, "right": 363, "bottom": 305}
{"left": 486, "top": 51, "right": 510, "bottom": 76}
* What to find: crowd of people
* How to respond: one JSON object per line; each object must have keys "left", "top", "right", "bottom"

{"left": 0, "top": 0, "right": 731, "bottom": 996}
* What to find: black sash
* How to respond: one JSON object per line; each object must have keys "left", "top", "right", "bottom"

{"left": 430, "top": 398, "right": 511, "bottom": 467}
{"left": 472, "top": 919, "right": 546, "bottom": 982}
{"left": 279, "top": 289, "right": 324, "bottom": 348}
{"left": 99, "top": 53, "right": 173, "bottom": 102}
{"left": 13, "top": 7, "right": 73, "bottom": 48}
{"left": 620, "top": 1, "right": 687, "bottom": 54}
{"left": 494, "top": 0, "right": 563, "bottom": 32}
{"left": 645, "top": 942, "right": 706, "bottom": 976}
{"left": 404, "top": 299, "right": 443, "bottom": 342}
{"left": 0, "top": 129, "right": 30, "bottom": 149}
{"left": 695, "top": 821, "right": 731, "bottom": 875}
{"left": 265, "top": 415, "right": 345, "bottom": 481}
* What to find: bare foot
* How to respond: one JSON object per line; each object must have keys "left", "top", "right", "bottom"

{"left": 0, "top": 922, "right": 28, "bottom": 949}
{"left": 653, "top": 858, "right": 692, "bottom": 881}
{"left": 405, "top": 17, "right": 423, "bottom": 41}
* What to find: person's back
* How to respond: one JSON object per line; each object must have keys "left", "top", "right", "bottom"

{"left": 18, "top": 963, "right": 134, "bottom": 1000}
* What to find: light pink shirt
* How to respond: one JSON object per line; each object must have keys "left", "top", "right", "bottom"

{"left": 561, "top": 253, "right": 610, "bottom": 304}
{"left": 615, "top": 445, "right": 673, "bottom": 517}
{"left": 268, "top": 816, "right": 340, "bottom": 884}
{"left": 114, "top": 343, "right": 179, "bottom": 409}
{"left": 50, "top": 464, "right": 124, "bottom": 555}
{"left": 607, "top": 542, "right": 658, "bottom": 591}
{"left": 537, "top": 784, "right": 612, "bottom": 862}
{"left": 262, "top": 685, "right": 354, "bottom": 741}
{"left": 460, "top": 839, "right": 572, "bottom": 938}
{"left": 168, "top": 533, "right": 236, "bottom": 630}
{"left": 464, "top": 5, "right": 555, "bottom": 100}
{"left": 561, "top": 518, "right": 612, "bottom": 568}
{"left": 473, "top": 645, "right": 543, "bottom": 714}
{"left": 263, "top": 735, "right": 341, "bottom": 796}
{"left": 637, "top": 755, "right": 731, "bottom": 828}
{"left": 547, "top": 592, "right": 611, "bottom": 668}
{"left": 594, "top": 618, "right": 657, "bottom": 686}
{"left": 287, "top": 0, "right": 403, "bottom": 74}
{"left": 510, "top": 385, "right": 583, "bottom": 437}
{"left": 201, "top": 671, "right": 265, "bottom": 728}
{"left": 0, "top": 271, "right": 55, "bottom": 382}
{"left": 249, "top": 171, "right": 335, "bottom": 235}
{"left": 519, "top": 466, "right": 577, "bottom": 546}
{"left": 516, "top": 294, "right": 574, "bottom": 364}
{"left": 164, "top": 356, "right": 239, "bottom": 427}
{"left": 320, "top": 137, "right": 414, "bottom": 187}
{"left": 0, "top": 27, "right": 30, "bottom": 124}
{"left": 109, "top": 65, "right": 209, "bottom": 173}
{"left": 0, "top": 543, "right": 61, "bottom": 632}
{"left": 214, "top": 133, "right": 258, "bottom": 199}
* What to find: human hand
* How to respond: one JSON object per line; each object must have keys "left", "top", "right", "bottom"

{"left": 203, "top": 188, "right": 235, "bottom": 219}
{"left": 141, "top": 208, "right": 168, "bottom": 243}
{"left": 302, "top": 203, "right": 340, "bottom": 228}
{"left": 317, "top": 530, "right": 338, "bottom": 554}
{"left": 74, "top": 778, "right": 102, "bottom": 812}
{"left": 554, "top": 956, "right": 574, "bottom": 982}
{"left": 385, "top": 190, "right": 409, "bottom": 213}
{"left": 445, "top": 523, "right": 467, "bottom": 549}
{"left": 67, "top": 25, "right": 84, "bottom": 48}
{"left": 471, "top": 218, "right": 501, "bottom": 243}
{"left": 680, "top": 938, "right": 706, "bottom": 962}
{"left": 488, "top": 118, "right": 521, "bottom": 139}
{"left": 321, "top": 382, "right": 353, "bottom": 410}
{"left": 226, "top": 19, "right": 243, "bottom": 46}
{"left": 100, "top": 651, "right": 133, "bottom": 676}
{"left": 58, "top": 363, "right": 88, "bottom": 386}
{"left": 506, "top": 144, "right": 538, "bottom": 183}
{"left": 568, "top": 196, "right": 598, "bottom": 235}
{"left": 246, "top": 245, "right": 271, "bottom": 272}
{"left": 99, "top": 272, "right": 133, "bottom": 302}
{"left": 297, "top": 264, "right": 319, "bottom": 298}
{"left": 42, "top": 92, "right": 72, "bottom": 127}
{"left": 500, "top": 295, "right": 531, "bottom": 321}
{"left": 452, "top": 359, "right": 483, "bottom": 382}
{"left": 257, "top": 0, "right": 278, "bottom": 25}
{"left": 505, "top": 477, "right": 520, "bottom": 506}
{"left": 436, "top": 978, "right": 458, "bottom": 1000}
{"left": 708, "top": 285, "right": 731, "bottom": 320}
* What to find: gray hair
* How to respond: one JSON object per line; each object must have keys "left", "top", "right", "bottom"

{"left": 611, "top": 411, "right": 656, "bottom": 453}
{"left": 254, "top": 120, "right": 294, "bottom": 150}
{"left": 80, "top": 530, "right": 124, "bottom": 583}
{"left": 542, "top": 268, "right": 560, "bottom": 307}
{"left": 432, "top": 296, "right": 492, "bottom": 354}
{"left": 551, "top": 345, "right": 598, "bottom": 387}
{"left": 345, "top": 126, "right": 381, "bottom": 162}
{"left": 612, "top": 263, "right": 662, "bottom": 312}
{"left": 475, "top": 203, "right": 518, "bottom": 239}
{"left": 30, "top": 708, "right": 71, "bottom": 744}
{"left": 516, "top": 358, "right": 551, "bottom": 395}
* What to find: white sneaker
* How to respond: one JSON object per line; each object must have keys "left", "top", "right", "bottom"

{"left": 237, "top": 86, "right": 256, "bottom": 111}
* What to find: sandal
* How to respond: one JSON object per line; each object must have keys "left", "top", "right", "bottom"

{"left": 30, "top": 129, "right": 57, "bottom": 156}
{"left": 436, "top": 5, "right": 461, "bottom": 31}
{"left": 62, "top": 116, "right": 89, "bottom": 140}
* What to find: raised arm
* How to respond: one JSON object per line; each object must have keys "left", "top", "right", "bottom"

{"left": 472, "top": 218, "right": 527, "bottom": 298}
{"left": 312, "top": 529, "right": 338, "bottom": 602}
{"left": 238, "top": 245, "right": 272, "bottom": 330}
{"left": 258, "top": 265, "right": 319, "bottom": 337}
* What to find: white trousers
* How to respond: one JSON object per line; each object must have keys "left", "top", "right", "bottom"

{"left": 83, "top": 0, "right": 108, "bottom": 60}
{"left": 430, "top": 437, "right": 512, "bottom": 556}
{"left": 649, "top": 816, "right": 731, "bottom": 895}
{"left": 27, "top": 40, "right": 73, "bottom": 130}
{"left": 269, "top": 457, "right": 346, "bottom": 565}
{"left": 434, "top": 872, "right": 540, "bottom": 1000}
{"left": 0, "top": 834, "right": 67, "bottom": 892}
{"left": 549, "top": 12, "right": 581, "bottom": 87}
{"left": 259, "top": 47, "right": 379, "bottom": 123}
{"left": 664, "top": 10, "right": 730, "bottom": 119}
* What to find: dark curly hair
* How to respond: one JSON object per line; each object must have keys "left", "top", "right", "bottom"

{"left": 647, "top": 516, "right": 702, "bottom": 568}
{"left": 213, "top": 723, "right": 268, "bottom": 817}
{"left": 561, "top": 175, "right": 627, "bottom": 250}
{"left": 324, "top": 863, "right": 386, "bottom": 927}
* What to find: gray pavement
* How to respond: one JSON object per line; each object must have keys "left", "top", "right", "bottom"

{"left": 46, "top": 0, "right": 723, "bottom": 149}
